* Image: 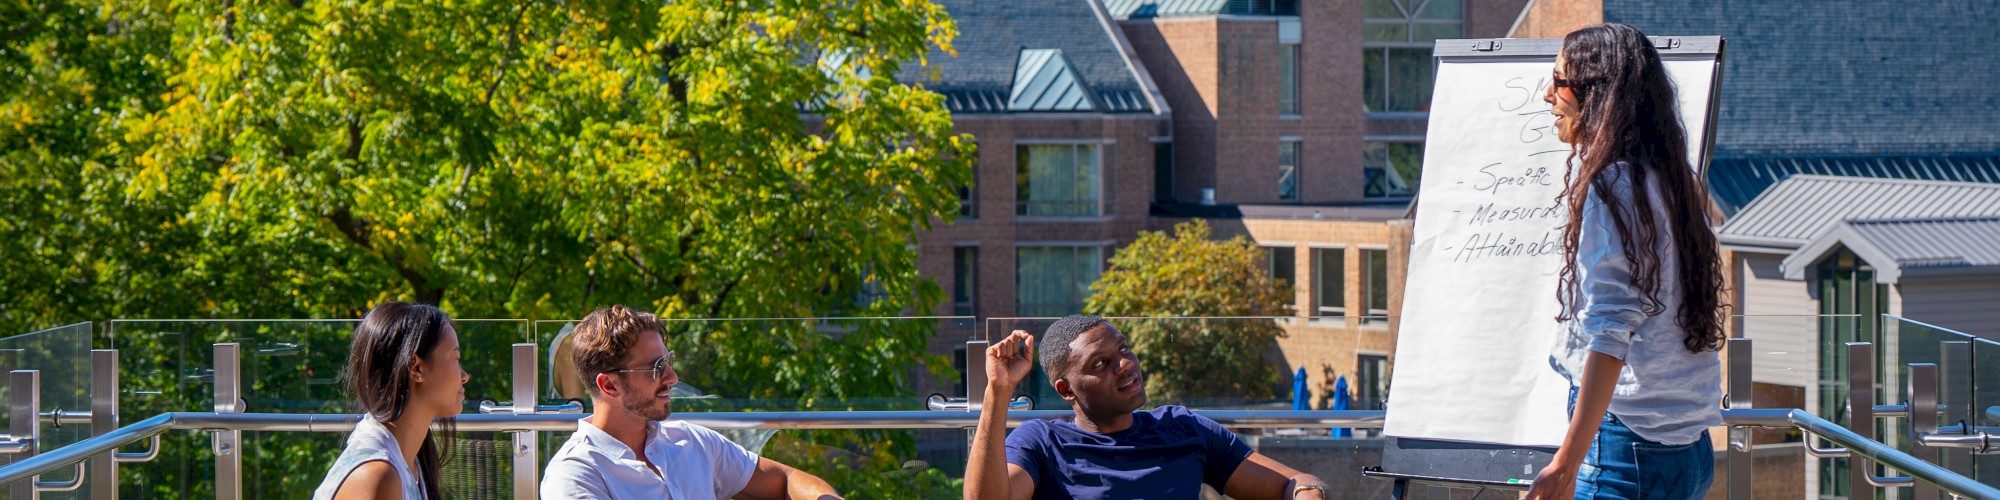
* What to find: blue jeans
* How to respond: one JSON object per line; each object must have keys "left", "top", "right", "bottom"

{"left": 1568, "top": 387, "right": 1714, "bottom": 500}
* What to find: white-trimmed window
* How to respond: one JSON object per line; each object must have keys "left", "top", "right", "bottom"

{"left": 1016, "top": 143, "right": 1102, "bottom": 217}
{"left": 1363, "top": 0, "right": 1461, "bottom": 112}
{"left": 1279, "top": 43, "right": 1300, "bottom": 116}
{"left": 1361, "top": 248, "right": 1391, "bottom": 320}
{"left": 1363, "top": 141, "right": 1421, "bottom": 198}
{"left": 1312, "top": 247, "right": 1345, "bottom": 317}
{"left": 953, "top": 246, "right": 978, "bottom": 316}
{"left": 1016, "top": 245, "right": 1101, "bottom": 316}
{"left": 1279, "top": 140, "right": 1301, "bottom": 201}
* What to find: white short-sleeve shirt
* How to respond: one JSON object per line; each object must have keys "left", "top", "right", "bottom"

{"left": 541, "top": 417, "right": 760, "bottom": 500}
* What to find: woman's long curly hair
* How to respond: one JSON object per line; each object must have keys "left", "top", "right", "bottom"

{"left": 1553, "top": 23, "right": 1728, "bottom": 353}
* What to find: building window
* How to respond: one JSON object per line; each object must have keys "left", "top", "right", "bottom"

{"left": 1279, "top": 43, "right": 1300, "bottom": 116}
{"left": 1364, "top": 141, "right": 1421, "bottom": 197}
{"left": 1224, "top": 0, "right": 1299, "bottom": 15}
{"left": 1363, "top": 0, "right": 1460, "bottom": 112}
{"left": 1268, "top": 246, "right": 1297, "bottom": 311}
{"left": 1815, "top": 247, "right": 1886, "bottom": 498}
{"left": 1017, "top": 246, "right": 1101, "bottom": 316}
{"left": 1356, "top": 354, "right": 1390, "bottom": 410}
{"left": 1279, "top": 141, "right": 1301, "bottom": 201}
{"left": 1016, "top": 143, "right": 1101, "bottom": 217}
{"left": 953, "top": 246, "right": 978, "bottom": 316}
{"left": 1312, "top": 248, "right": 1345, "bottom": 317}
{"left": 1361, "top": 249, "right": 1390, "bottom": 319}
{"left": 1154, "top": 143, "right": 1175, "bottom": 203}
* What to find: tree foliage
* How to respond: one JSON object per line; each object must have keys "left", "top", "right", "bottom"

{"left": 2, "top": 0, "right": 975, "bottom": 495}
{"left": 1086, "top": 219, "right": 1290, "bottom": 404}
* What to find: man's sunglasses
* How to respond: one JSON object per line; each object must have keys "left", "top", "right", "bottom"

{"left": 606, "top": 350, "right": 676, "bottom": 381}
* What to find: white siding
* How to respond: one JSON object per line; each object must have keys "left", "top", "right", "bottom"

{"left": 1737, "top": 254, "right": 1818, "bottom": 389}
{"left": 1896, "top": 279, "right": 2000, "bottom": 341}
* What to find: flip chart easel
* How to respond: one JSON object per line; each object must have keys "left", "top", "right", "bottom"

{"left": 1365, "top": 35, "right": 1725, "bottom": 497}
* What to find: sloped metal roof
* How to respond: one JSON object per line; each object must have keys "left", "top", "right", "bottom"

{"left": 1717, "top": 175, "right": 2000, "bottom": 250}
{"left": 1102, "top": 0, "right": 1229, "bottom": 18}
{"left": 1780, "top": 216, "right": 2000, "bottom": 283}
{"left": 900, "top": 0, "right": 1157, "bottom": 115}
{"left": 1010, "top": 49, "right": 1096, "bottom": 111}
{"left": 1707, "top": 154, "right": 2000, "bottom": 216}
{"left": 1102, "top": 0, "right": 1299, "bottom": 19}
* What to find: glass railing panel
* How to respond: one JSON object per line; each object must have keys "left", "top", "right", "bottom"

{"left": 533, "top": 317, "right": 976, "bottom": 495}
{"left": 983, "top": 316, "right": 1392, "bottom": 413}
{"left": 1729, "top": 314, "right": 1854, "bottom": 499}
{"left": 108, "top": 319, "right": 530, "bottom": 499}
{"left": 1974, "top": 338, "right": 2000, "bottom": 487}
{"left": 0, "top": 322, "right": 94, "bottom": 500}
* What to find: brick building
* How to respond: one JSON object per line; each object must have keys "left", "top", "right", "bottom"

{"left": 905, "top": 0, "right": 1526, "bottom": 411}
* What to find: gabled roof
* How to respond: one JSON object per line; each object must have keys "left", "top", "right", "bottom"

{"left": 1716, "top": 175, "right": 2000, "bottom": 251}
{"left": 1010, "top": 50, "right": 1095, "bottom": 111}
{"left": 905, "top": 0, "right": 1160, "bottom": 114}
{"left": 1707, "top": 154, "right": 2000, "bottom": 217}
{"left": 1780, "top": 216, "right": 2000, "bottom": 284}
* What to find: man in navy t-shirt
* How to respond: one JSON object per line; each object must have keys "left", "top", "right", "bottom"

{"left": 965, "top": 315, "right": 1329, "bottom": 500}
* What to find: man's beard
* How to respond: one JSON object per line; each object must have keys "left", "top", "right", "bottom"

{"left": 622, "top": 389, "right": 672, "bottom": 420}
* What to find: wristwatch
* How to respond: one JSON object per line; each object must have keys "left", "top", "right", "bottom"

{"left": 1293, "top": 482, "right": 1328, "bottom": 497}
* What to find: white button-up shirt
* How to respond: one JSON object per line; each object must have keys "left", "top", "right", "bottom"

{"left": 541, "top": 417, "right": 759, "bottom": 500}
{"left": 1548, "top": 162, "right": 1722, "bottom": 446}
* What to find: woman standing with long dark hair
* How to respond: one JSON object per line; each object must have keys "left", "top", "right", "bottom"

{"left": 1524, "top": 23, "right": 1729, "bottom": 500}
{"left": 314, "top": 301, "right": 468, "bottom": 500}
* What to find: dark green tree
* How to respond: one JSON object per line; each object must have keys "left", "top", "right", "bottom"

{"left": 2, "top": 0, "right": 974, "bottom": 495}
{"left": 1086, "top": 219, "right": 1291, "bottom": 404}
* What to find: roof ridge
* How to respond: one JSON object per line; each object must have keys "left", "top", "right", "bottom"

{"left": 1780, "top": 174, "right": 2000, "bottom": 189}
{"left": 1843, "top": 215, "right": 2000, "bottom": 225}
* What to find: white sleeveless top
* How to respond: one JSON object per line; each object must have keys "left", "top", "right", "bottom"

{"left": 313, "top": 416, "right": 426, "bottom": 500}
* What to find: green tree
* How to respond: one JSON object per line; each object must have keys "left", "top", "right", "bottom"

{"left": 2, "top": 0, "right": 974, "bottom": 495}
{"left": 1086, "top": 219, "right": 1290, "bottom": 404}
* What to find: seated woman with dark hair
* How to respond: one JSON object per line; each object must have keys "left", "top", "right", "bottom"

{"left": 313, "top": 301, "right": 469, "bottom": 500}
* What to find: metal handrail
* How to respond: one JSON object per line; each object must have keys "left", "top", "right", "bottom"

{"left": 1785, "top": 409, "right": 2000, "bottom": 498}
{"left": 2, "top": 408, "right": 1996, "bottom": 499}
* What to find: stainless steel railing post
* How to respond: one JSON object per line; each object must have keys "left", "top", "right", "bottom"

{"left": 512, "top": 343, "right": 537, "bottom": 500}
{"left": 1847, "top": 342, "right": 1876, "bottom": 500}
{"left": 1725, "top": 337, "right": 1751, "bottom": 500}
{"left": 1906, "top": 363, "right": 1937, "bottom": 500}
{"left": 10, "top": 370, "right": 39, "bottom": 499}
{"left": 90, "top": 349, "right": 119, "bottom": 500}
{"left": 213, "top": 343, "right": 243, "bottom": 500}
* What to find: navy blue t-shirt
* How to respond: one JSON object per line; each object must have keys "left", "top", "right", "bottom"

{"left": 1004, "top": 405, "right": 1253, "bottom": 499}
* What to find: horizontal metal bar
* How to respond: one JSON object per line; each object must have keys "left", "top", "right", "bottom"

{"left": 1915, "top": 432, "right": 1990, "bottom": 451}
{"left": 1865, "top": 473, "right": 1915, "bottom": 487}
{"left": 925, "top": 394, "right": 1031, "bottom": 412}
{"left": 1789, "top": 410, "right": 2000, "bottom": 498}
{"left": 1805, "top": 434, "right": 1853, "bottom": 458}
{"left": 4, "top": 408, "right": 1993, "bottom": 498}
{"left": 0, "top": 436, "right": 29, "bottom": 455}
{"left": 33, "top": 461, "right": 83, "bottom": 492}
{"left": 1874, "top": 404, "right": 1908, "bottom": 417}
{"left": 38, "top": 410, "right": 92, "bottom": 426}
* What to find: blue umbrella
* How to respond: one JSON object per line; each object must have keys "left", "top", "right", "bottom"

{"left": 1291, "top": 367, "right": 1309, "bottom": 411}
{"left": 1330, "top": 375, "right": 1352, "bottom": 437}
